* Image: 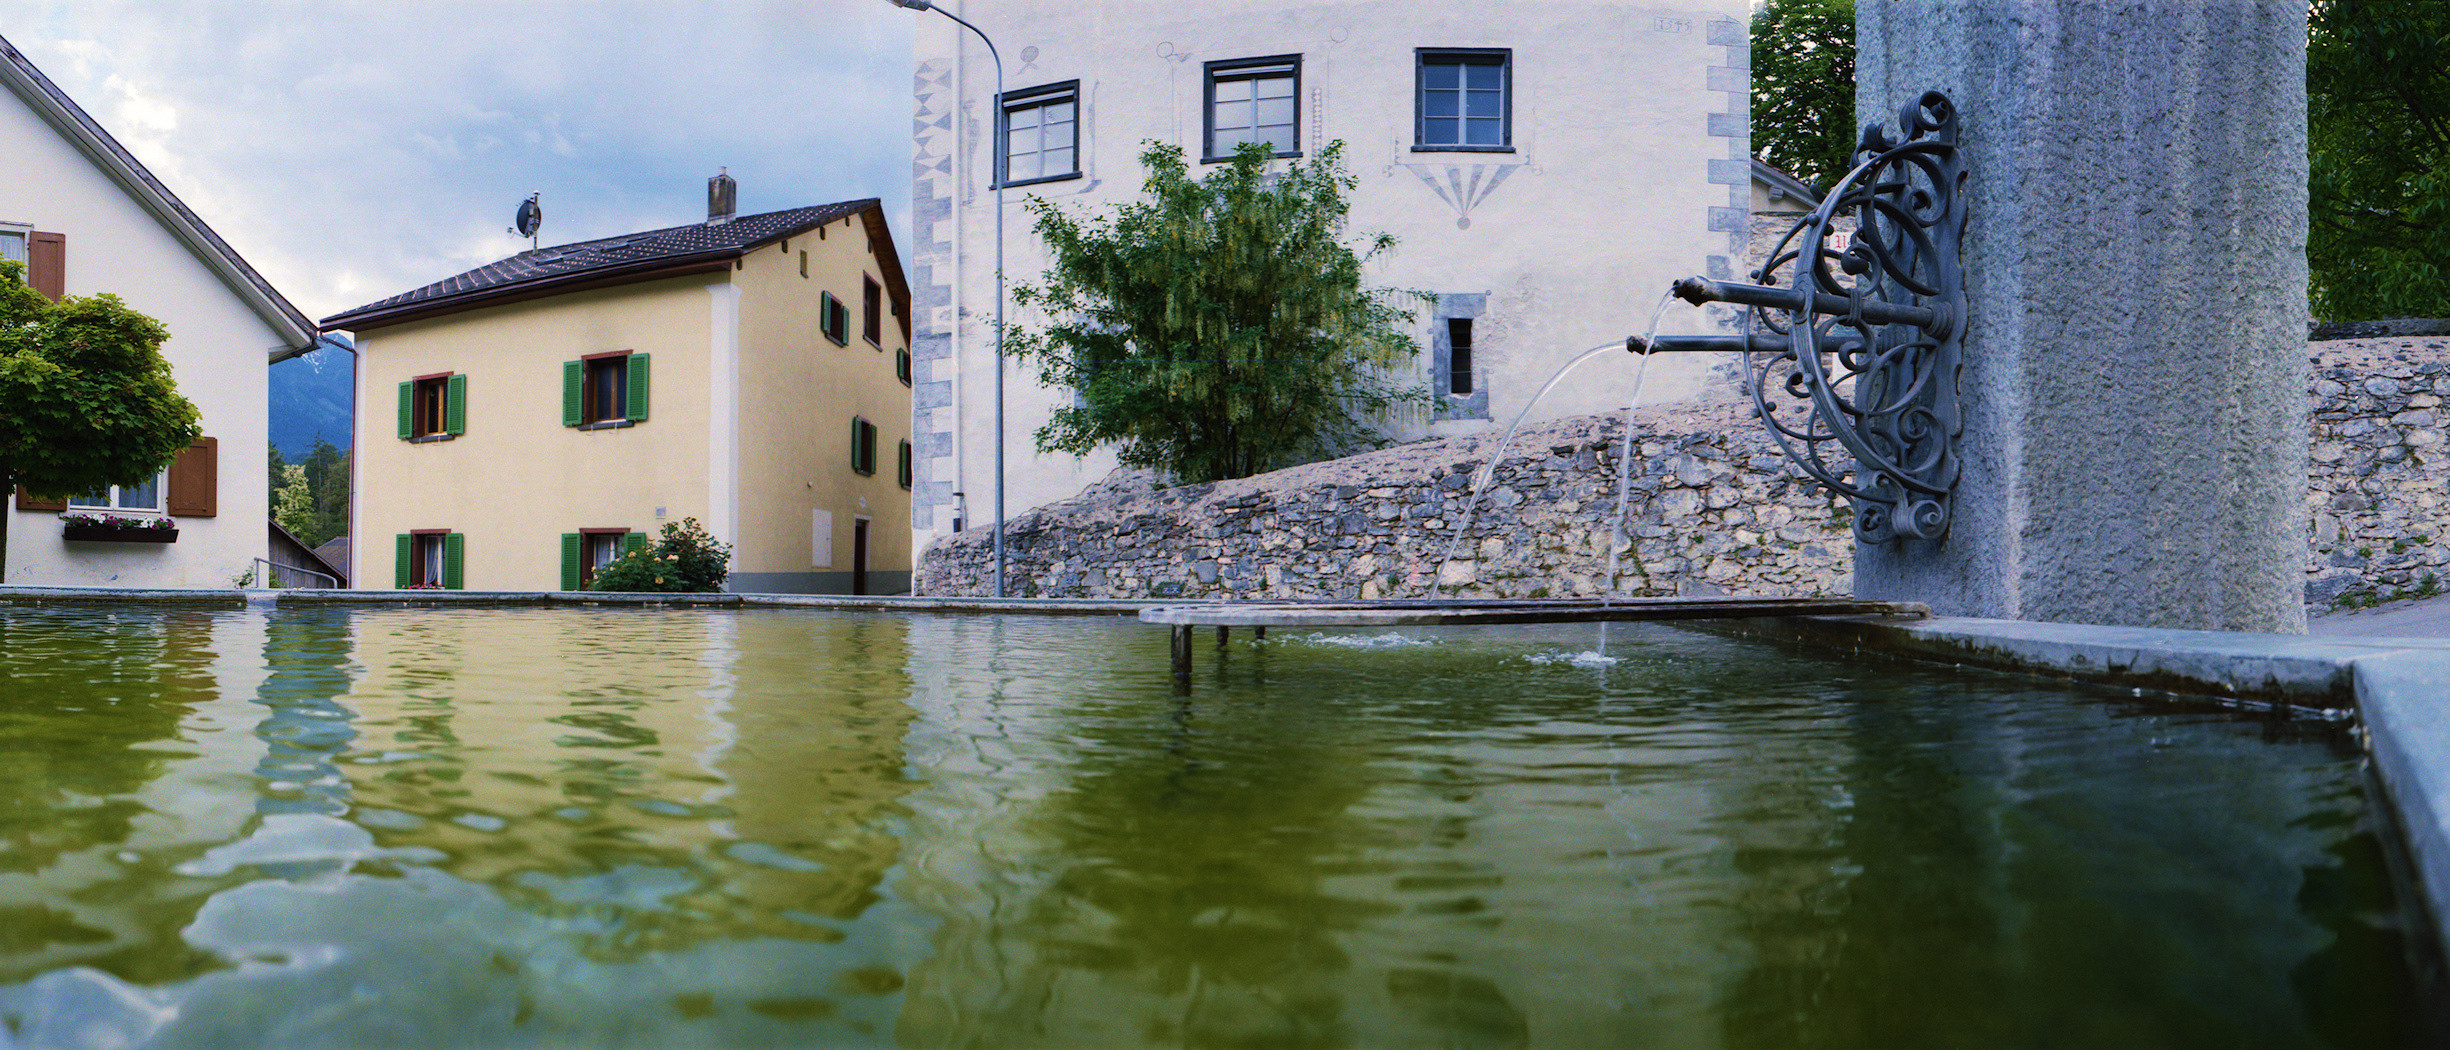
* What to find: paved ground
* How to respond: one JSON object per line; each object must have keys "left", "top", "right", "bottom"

{"left": 2308, "top": 593, "right": 2450, "bottom": 638}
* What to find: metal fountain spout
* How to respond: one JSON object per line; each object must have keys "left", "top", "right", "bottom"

{"left": 1634, "top": 90, "right": 1968, "bottom": 546}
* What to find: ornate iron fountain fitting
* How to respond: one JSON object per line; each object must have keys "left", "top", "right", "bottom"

{"left": 1634, "top": 91, "right": 1967, "bottom": 546}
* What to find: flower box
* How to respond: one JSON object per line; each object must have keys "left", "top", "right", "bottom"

{"left": 62, "top": 523, "right": 178, "bottom": 543}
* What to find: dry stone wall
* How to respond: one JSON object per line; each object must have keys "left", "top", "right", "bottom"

{"left": 2305, "top": 337, "right": 2450, "bottom": 608}
{"left": 920, "top": 338, "right": 2450, "bottom": 616}
{"left": 918, "top": 399, "right": 1858, "bottom": 602}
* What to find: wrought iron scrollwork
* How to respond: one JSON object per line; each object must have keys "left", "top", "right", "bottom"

{"left": 1645, "top": 91, "right": 1967, "bottom": 545}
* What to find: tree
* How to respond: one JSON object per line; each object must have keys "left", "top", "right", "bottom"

{"left": 269, "top": 436, "right": 349, "bottom": 549}
{"left": 0, "top": 260, "right": 200, "bottom": 568}
{"left": 2308, "top": 0, "right": 2450, "bottom": 321}
{"left": 1751, "top": 0, "right": 1857, "bottom": 193}
{"left": 1008, "top": 140, "right": 1427, "bottom": 484}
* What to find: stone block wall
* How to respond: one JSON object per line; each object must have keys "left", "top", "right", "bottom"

{"left": 920, "top": 338, "right": 2450, "bottom": 617}
{"left": 917, "top": 399, "right": 1857, "bottom": 602}
{"left": 2305, "top": 337, "right": 2450, "bottom": 608}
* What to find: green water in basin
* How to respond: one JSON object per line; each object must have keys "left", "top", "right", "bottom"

{"left": 0, "top": 604, "right": 2432, "bottom": 1048}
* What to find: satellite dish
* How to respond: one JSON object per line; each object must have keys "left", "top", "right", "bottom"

{"left": 511, "top": 194, "right": 542, "bottom": 242}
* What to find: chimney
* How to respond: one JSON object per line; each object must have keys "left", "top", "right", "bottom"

{"left": 707, "top": 167, "right": 737, "bottom": 225}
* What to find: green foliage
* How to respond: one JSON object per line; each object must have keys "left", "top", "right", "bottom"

{"left": 2308, "top": 0, "right": 2450, "bottom": 320}
{"left": 0, "top": 259, "right": 200, "bottom": 564}
{"left": 1008, "top": 140, "right": 1428, "bottom": 483}
{"left": 1751, "top": 0, "right": 1857, "bottom": 193}
{"left": 267, "top": 436, "right": 350, "bottom": 549}
{"left": 271, "top": 461, "right": 312, "bottom": 539}
{"left": 587, "top": 517, "right": 732, "bottom": 592}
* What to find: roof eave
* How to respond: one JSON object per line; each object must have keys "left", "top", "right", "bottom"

{"left": 321, "top": 252, "right": 740, "bottom": 333}
{"left": 0, "top": 34, "right": 319, "bottom": 362}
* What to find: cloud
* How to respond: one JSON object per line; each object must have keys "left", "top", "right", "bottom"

{"left": 0, "top": 0, "right": 915, "bottom": 320}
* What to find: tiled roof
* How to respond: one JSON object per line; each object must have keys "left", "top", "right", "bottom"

{"left": 322, "top": 199, "right": 879, "bottom": 330}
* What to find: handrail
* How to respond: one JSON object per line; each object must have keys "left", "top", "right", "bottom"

{"left": 254, "top": 557, "right": 341, "bottom": 589}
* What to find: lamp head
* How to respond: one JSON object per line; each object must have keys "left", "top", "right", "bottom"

{"left": 887, "top": 0, "right": 934, "bottom": 9}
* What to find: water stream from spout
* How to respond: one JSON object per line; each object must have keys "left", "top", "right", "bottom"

{"left": 1430, "top": 291, "right": 1680, "bottom": 604}
{"left": 1601, "top": 293, "right": 1681, "bottom": 605}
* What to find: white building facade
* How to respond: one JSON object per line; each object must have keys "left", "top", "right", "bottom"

{"left": 906, "top": 0, "right": 1750, "bottom": 550}
{"left": 1, "top": 35, "right": 317, "bottom": 588}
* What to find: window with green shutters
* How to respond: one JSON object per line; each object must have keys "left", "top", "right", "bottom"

{"left": 852, "top": 417, "right": 878, "bottom": 476}
{"left": 561, "top": 529, "right": 646, "bottom": 590}
{"left": 398, "top": 373, "right": 466, "bottom": 440}
{"left": 898, "top": 439, "right": 912, "bottom": 489}
{"left": 820, "top": 291, "right": 851, "bottom": 346}
{"left": 564, "top": 352, "right": 649, "bottom": 429}
{"left": 395, "top": 531, "right": 464, "bottom": 589}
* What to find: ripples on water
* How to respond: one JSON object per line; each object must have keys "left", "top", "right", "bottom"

{"left": 0, "top": 605, "right": 2435, "bottom": 1048}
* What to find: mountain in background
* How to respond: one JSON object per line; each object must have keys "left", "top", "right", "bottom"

{"left": 271, "top": 337, "right": 352, "bottom": 460}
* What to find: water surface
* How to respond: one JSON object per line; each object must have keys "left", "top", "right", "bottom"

{"left": 0, "top": 605, "right": 2431, "bottom": 1048}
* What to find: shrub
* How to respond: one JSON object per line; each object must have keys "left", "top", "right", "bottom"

{"left": 588, "top": 517, "right": 732, "bottom": 593}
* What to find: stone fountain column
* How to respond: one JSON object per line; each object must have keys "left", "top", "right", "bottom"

{"left": 1851, "top": 0, "right": 2309, "bottom": 633}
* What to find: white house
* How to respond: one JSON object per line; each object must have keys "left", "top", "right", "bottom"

{"left": 905, "top": 0, "right": 1751, "bottom": 551}
{"left": 1, "top": 34, "right": 318, "bottom": 587}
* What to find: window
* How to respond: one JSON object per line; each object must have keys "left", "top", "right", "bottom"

{"left": 0, "top": 221, "right": 27, "bottom": 272}
{"left": 560, "top": 529, "right": 644, "bottom": 590}
{"left": 896, "top": 348, "right": 913, "bottom": 387}
{"left": 71, "top": 474, "right": 163, "bottom": 514}
{"left": 398, "top": 372, "right": 465, "bottom": 440}
{"left": 898, "top": 439, "right": 913, "bottom": 490}
{"left": 1447, "top": 317, "right": 1475, "bottom": 395}
{"left": 862, "top": 276, "right": 883, "bottom": 345}
{"left": 1416, "top": 50, "right": 1511, "bottom": 151}
{"left": 1000, "top": 80, "right": 1080, "bottom": 186}
{"left": 563, "top": 352, "right": 649, "bottom": 429}
{"left": 395, "top": 530, "right": 464, "bottom": 589}
{"left": 820, "top": 291, "right": 851, "bottom": 345}
{"left": 851, "top": 416, "right": 878, "bottom": 476}
{"left": 1205, "top": 56, "right": 1300, "bottom": 161}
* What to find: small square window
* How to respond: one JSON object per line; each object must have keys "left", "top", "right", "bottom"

{"left": 1446, "top": 317, "right": 1475, "bottom": 396}
{"left": 1416, "top": 50, "right": 1512, "bottom": 151}
{"left": 1205, "top": 56, "right": 1300, "bottom": 162}
{"left": 412, "top": 375, "right": 449, "bottom": 436}
{"left": 1000, "top": 80, "right": 1081, "bottom": 187}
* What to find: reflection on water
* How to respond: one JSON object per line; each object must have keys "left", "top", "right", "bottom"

{"left": 0, "top": 607, "right": 2434, "bottom": 1047}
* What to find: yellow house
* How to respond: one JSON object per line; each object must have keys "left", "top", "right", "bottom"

{"left": 325, "top": 176, "right": 913, "bottom": 593}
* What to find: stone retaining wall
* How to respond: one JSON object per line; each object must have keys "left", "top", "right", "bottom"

{"left": 920, "top": 338, "right": 2450, "bottom": 614}
{"left": 2305, "top": 337, "right": 2450, "bottom": 608}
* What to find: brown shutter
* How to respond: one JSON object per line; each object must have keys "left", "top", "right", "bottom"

{"left": 14, "top": 487, "right": 66, "bottom": 512}
{"left": 167, "top": 436, "right": 217, "bottom": 517}
{"left": 29, "top": 231, "right": 64, "bottom": 300}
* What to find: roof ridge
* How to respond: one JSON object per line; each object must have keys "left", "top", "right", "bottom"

{"left": 322, "top": 198, "right": 881, "bottom": 330}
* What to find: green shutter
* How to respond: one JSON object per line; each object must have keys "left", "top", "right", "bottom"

{"left": 397, "top": 382, "right": 413, "bottom": 440}
{"left": 395, "top": 533, "right": 412, "bottom": 588}
{"left": 626, "top": 353, "right": 650, "bottom": 422}
{"left": 562, "top": 360, "right": 583, "bottom": 426}
{"left": 624, "top": 532, "right": 647, "bottom": 555}
{"left": 821, "top": 291, "right": 846, "bottom": 345}
{"left": 446, "top": 374, "right": 468, "bottom": 435}
{"left": 899, "top": 440, "right": 912, "bottom": 489}
{"left": 443, "top": 533, "right": 466, "bottom": 590}
{"left": 560, "top": 533, "right": 581, "bottom": 591}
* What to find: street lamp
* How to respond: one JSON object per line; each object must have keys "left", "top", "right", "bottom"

{"left": 889, "top": 0, "right": 1007, "bottom": 599}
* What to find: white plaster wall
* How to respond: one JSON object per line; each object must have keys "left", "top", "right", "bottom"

{"left": 0, "top": 87, "right": 277, "bottom": 588}
{"left": 908, "top": 0, "right": 1749, "bottom": 556}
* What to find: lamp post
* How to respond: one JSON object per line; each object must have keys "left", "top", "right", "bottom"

{"left": 889, "top": 0, "right": 1007, "bottom": 598}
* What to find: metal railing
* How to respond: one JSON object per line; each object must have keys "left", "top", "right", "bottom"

{"left": 253, "top": 558, "right": 342, "bottom": 589}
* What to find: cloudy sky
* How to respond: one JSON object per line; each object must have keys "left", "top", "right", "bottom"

{"left": 1, "top": 0, "right": 917, "bottom": 322}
